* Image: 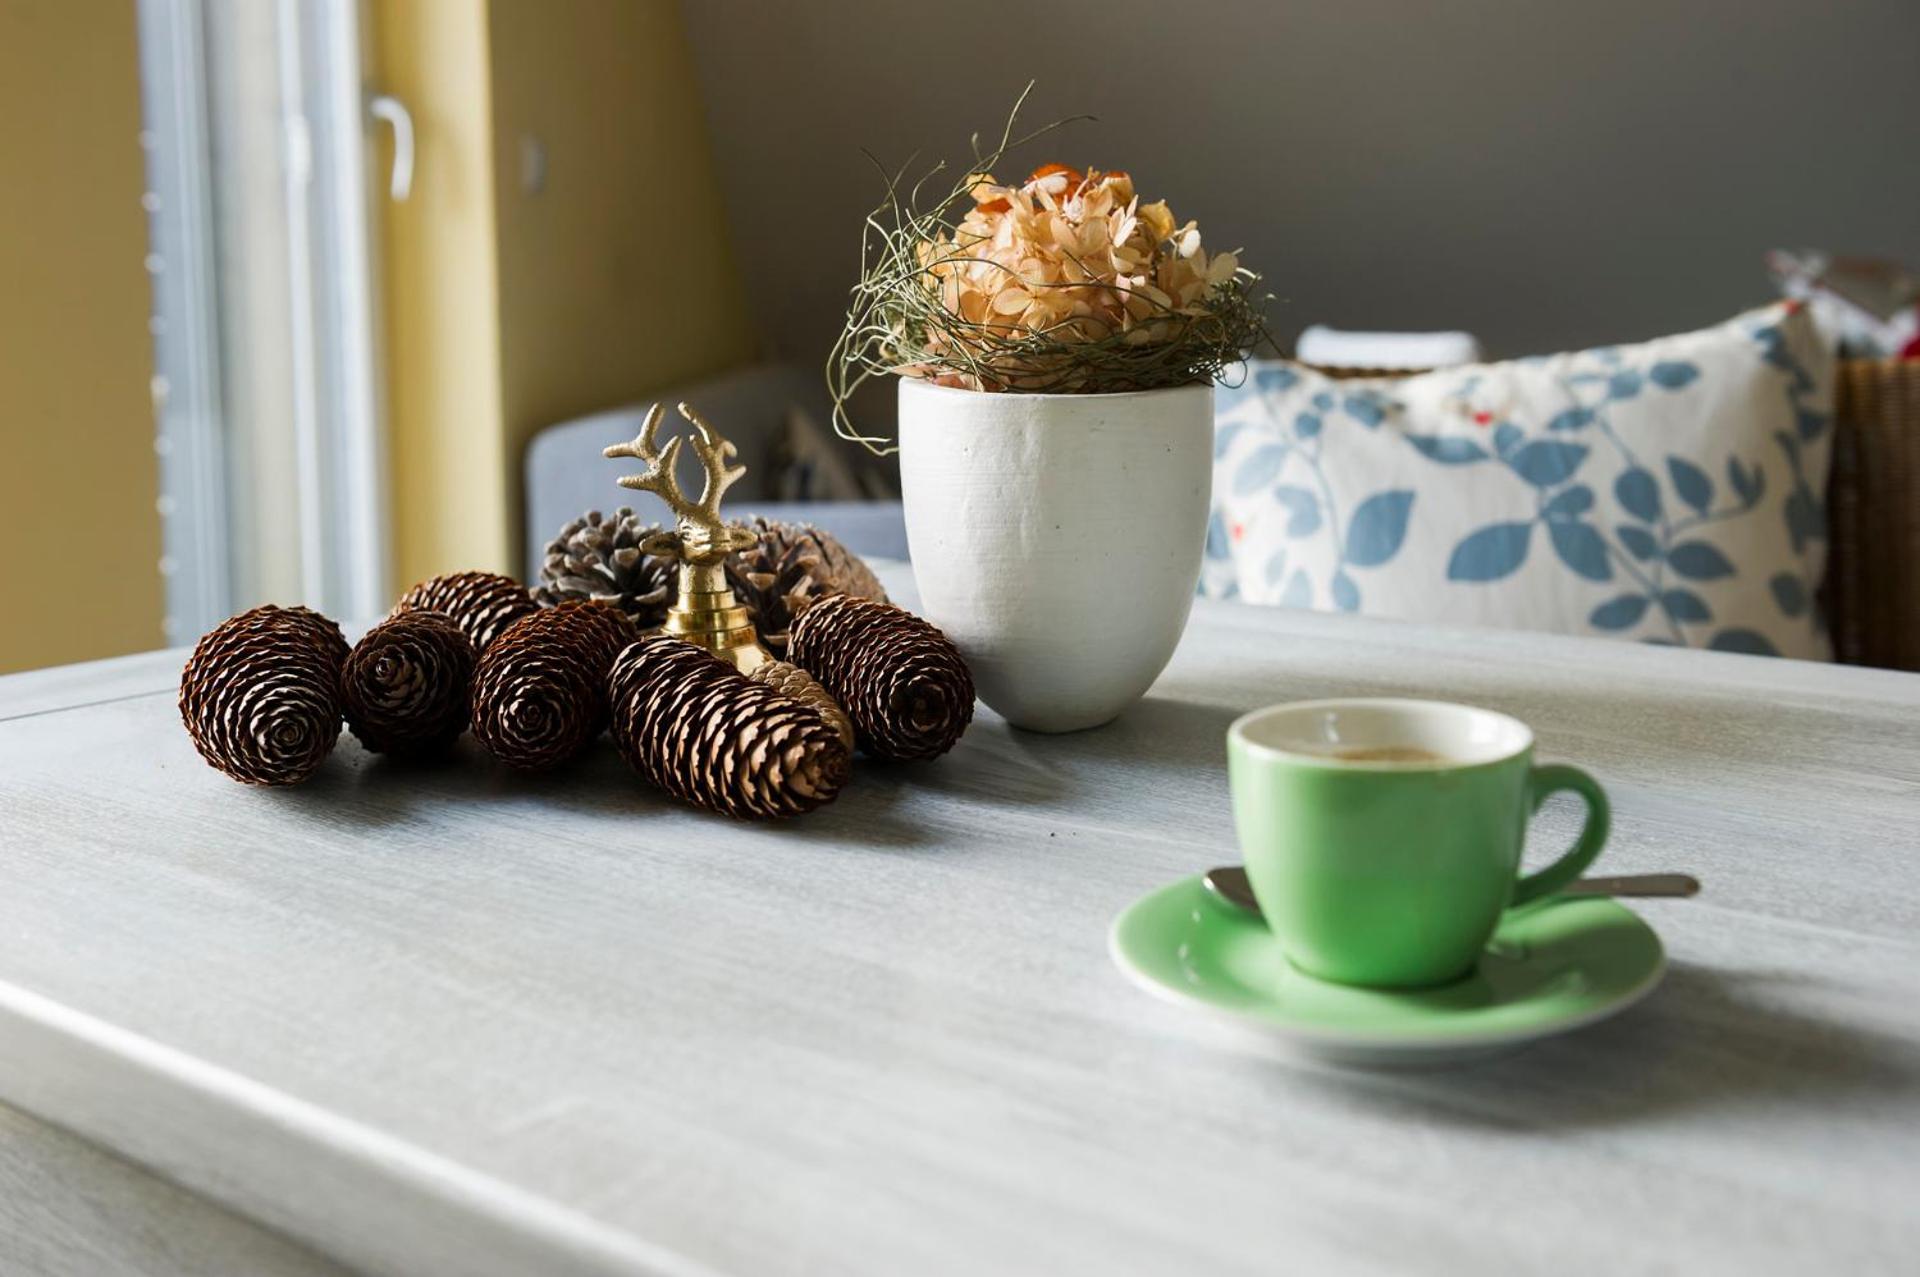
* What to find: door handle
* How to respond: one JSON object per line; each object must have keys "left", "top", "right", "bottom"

{"left": 367, "top": 93, "right": 414, "bottom": 202}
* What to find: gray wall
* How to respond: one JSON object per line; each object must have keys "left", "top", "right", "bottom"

{"left": 681, "top": 0, "right": 1919, "bottom": 382}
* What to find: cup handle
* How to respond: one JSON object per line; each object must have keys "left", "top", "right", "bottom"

{"left": 1510, "top": 763, "right": 1611, "bottom": 907}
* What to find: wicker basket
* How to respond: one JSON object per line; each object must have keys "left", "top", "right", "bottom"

{"left": 1826, "top": 358, "right": 1920, "bottom": 671}
{"left": 1303, "top": 357, "right": 1920, "bottom": 670}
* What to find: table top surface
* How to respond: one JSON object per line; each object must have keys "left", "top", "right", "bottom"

{"left": 2, "top": 566, "right": 1918, "bottom": 1277}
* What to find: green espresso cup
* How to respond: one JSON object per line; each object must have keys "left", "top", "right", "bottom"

{"left": 1227, "top": 698, "right": 1611, "bottom": 988}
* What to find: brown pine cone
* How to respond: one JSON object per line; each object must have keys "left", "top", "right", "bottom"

{"left": 609, "top": 634, "right": 850, "bottom": 819}
{"left": 469, "top": 601, "right": 636, "bottom": 770}
{"left": 538, "top": 598, "right": 639, "bottom": 672}
{"left": 267, "top": 604, "right": 351, "bottom": 669}
{"left": 340, "top": 610, "right": 475, "bottom": 756}
{"left": 725, "top": 518, "right": 887, "bottom": 654}
{"left": 178, "top": 605, "right": 347, "bottom": 785}
{"left": 532, "top": 507, "right": 674, "bottom": 628}
{"left": 788, "top": 595, "right": 974, "bottom": 762}
{"left": 747, "top": 659, "right": 855, "bottom": 753}
{"left": 394, "top": 571, "right": 536, "bottom": 652}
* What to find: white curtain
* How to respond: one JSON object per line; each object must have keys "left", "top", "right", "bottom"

{"left": 139, "top": 0, "right": 389, "bottom": 641}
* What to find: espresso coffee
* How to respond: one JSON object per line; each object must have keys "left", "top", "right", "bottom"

{"left": 1328, "top": 744, "right": 1447, "bottom": 764}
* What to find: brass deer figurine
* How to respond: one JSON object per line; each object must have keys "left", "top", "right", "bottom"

{"left": 604, "top": 402, "right": 771, "bottom": 672}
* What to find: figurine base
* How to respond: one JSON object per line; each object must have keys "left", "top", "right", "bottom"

{"left": 654, "top": 592, "right": 771, "bottom": 674}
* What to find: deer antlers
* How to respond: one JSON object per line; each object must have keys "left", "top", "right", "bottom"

{"left": 604, "top": 401, "right": 756, "bottom": 566}
{"left": 604, "top": 402, "right": 747, "bottom": 529}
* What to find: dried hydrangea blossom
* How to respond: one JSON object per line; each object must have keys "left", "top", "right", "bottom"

{"left": 829, "top": 87, "right": 1271, "bottom": 449}
{"left": 911, "top": 164, "right": 1243, "bottom": 388}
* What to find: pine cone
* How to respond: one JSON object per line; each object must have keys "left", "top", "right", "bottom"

{"left": 470, "top": 601, "right": 636, "bottom": 770}
{"left": 609, "top": 634, "right": 850, "bottom": 819}
{"left": 532, "top": 508, "right": 673, "bottom": 628}
{"left": 748, "top": 659, "right": 855, "bottom": 753}
{"left": 267, "top": 604, "right": 352, "bottom": 669}
{"left": 725, "top": 518, "right": 887, "bottom": 654}
{"left": 340, "top": 610, "right": 475, "bottom": 756}
{"left": 541, "top": 598, "right": 640, "bottom": 672}
{"left": 788, "top": 595, "right": 973, "bottom": 762}
{"left": 395, "top": 571, "right": 537, "bottom": 652}
{"left": 179, "top": 605, "right": 347, "bottom": 785}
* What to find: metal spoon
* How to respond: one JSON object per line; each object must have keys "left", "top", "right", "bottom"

{"left": 1202, "top": 865, "right": 1699, "bottom": 917}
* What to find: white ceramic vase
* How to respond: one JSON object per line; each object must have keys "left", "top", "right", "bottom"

{"left": 897, "top": 379, "right": 1213, "bottom": 733}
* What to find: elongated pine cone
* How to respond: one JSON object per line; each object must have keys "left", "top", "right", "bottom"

{"left": 609, "top": 634, "right": 850, "bottom": 819}
{"left": 748, "top": 659, "right": 855, "bottom": 753}
{"left": 340, "top": 610, "right": 475, "bottom": 756}
{"left": 470, "top": 601, "right": 637, "bottom": 770}
{"left": 179, "top": 605, "right": 348, "bottom": 785}
{"left": 394, "top": 571, "right": 537, "bottom": 652}
{"left": 724, "top": 517, "right": 887, "bottom": 653}
{"left": 788, "top": 595, "right": 973, "bottom": 761}
{"left": 532, "top": 507, "right": 673, "bottom": 627}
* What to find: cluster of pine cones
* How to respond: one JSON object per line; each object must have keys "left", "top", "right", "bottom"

{"left": 177, "top": 516, "right": 972, "bottom": 821}
{"left": 533, "top": 510, "right": 886, "bottom": 654}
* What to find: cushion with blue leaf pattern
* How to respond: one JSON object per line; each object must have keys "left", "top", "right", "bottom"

{"left": 1204, "top": 303, "right": 1834, "bottom": 659}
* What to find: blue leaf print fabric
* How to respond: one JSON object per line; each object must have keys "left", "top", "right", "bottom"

{"left": 1589, "top": 594, "right": 1650, "bottom": 630}
{"left": 1448, "top": 523, "right": 1533, "bottom": 582}
{"left": 1345, "top": 491, "right": 1415, "bottom": 568}
{"left": 1204, "top": 303, "right": 1835, "bottom": 659}
{"left": 1508, "top": 440, "right": 1588, "bottom": 487}
{"left": 1409, "top": 435, "right": 1488, "bottom": 464}
{"left": 1547, "top": 522, "right": 1613, "bottom": 582}
{"left": 1666, "top": 456, "right": 1713, "bottom": 514}
{"left": 1615, "top": 468, "right": 1663, "bottom": 522}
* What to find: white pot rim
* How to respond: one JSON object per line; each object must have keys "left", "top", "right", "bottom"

{"left": 897, "top": 376, "right": 1212, "bottom": 404}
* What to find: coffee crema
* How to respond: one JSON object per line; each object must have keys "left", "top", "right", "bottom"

{"left": 1326, "top": 744, "right": 1448, "bottom": 763}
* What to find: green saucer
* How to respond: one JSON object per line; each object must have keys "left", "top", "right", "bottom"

{"left": 1110, "top": 875, "right": 1665, "bottom": 1066}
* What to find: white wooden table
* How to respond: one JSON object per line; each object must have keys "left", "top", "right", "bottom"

{"left": 0, "top": 1102, "right": 347, "bottom": 1276}
{"left": 2, "top": 566, "right": 1918, "bottom": 1276}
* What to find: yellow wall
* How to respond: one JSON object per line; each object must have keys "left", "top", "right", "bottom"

{"left": 373, "top": 0, "right": 509, "bottom": 587}
{"left": 378, "top": 0, "right": 753, "bottom": 586}
{"left": 488, "top": 0, "right": 754, "bottom": 500}
{"left": 0, "top": 2, "right": 160, "bottom": 673}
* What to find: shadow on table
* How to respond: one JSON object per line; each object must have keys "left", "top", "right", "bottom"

{"left": 782, "top": 763, "right": 948, "bottom": 851}
{"left": 258, "top": 735, "right": 943, "bottom": 851}
{"left": 263, "top": 734, "right": 638, "bottom": 804}
{"left": 1272, "top": 961, "right": 1920, "bottom": 1132}
{"left": 962, "top": 694, "right": 1243, "bottom": 790}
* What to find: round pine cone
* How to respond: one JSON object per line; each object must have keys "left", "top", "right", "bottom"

{"left": 725, "top": 517, "right": 887, "bottom": 654}
{"left": 788, "top": 595, "right": 974, "bottom": 762}
{"left": 340, "top": 610, "right": 475, "bottom": 756}
{"left": 179, "top": 605, "right": 348, "bottom": 785}
{"left": 469, "top": 601, "right": 637, "bottom": 770}
{"left": 532, "top": 507, "right": 674, "bottom": 628}
{"left": 747, "top": 659, "right": 855, "bottom": 753}
{"left": 262, "top": 604, "right": 351, "bottom": 668}
{"left": 394, "top": 571, "right": 537, "bottom": 652}
{"left": 609, "top": 634, "right": 850, "bottom": 819}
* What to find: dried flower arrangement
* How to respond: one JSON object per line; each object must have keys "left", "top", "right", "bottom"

{"left": 828, "top": 84, "right": 1271, "bottom": 450}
